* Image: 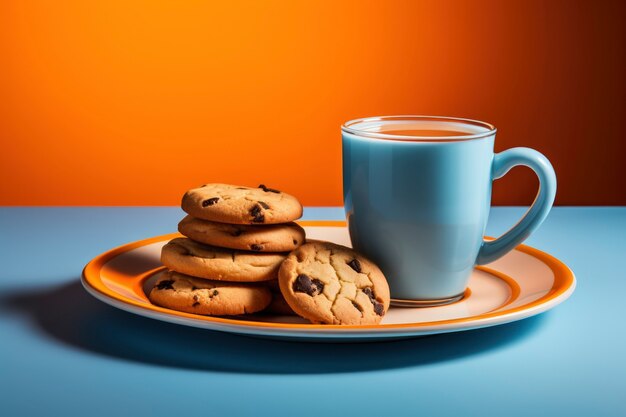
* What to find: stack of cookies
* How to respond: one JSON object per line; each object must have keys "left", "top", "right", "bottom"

{"left": 149, "top": 183, "right": 305, "bottom": 316}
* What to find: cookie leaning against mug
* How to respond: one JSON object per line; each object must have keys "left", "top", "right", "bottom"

{"left": 149, "top": 271, "right": 272, "bottom": 315}
{"left": 181, "top": 183, "right": 303, "bottom": 225}
{"left": 161, "top": 237, "right": 286, "bottom": 282}
{"left": 178, "top": 215, "right": 305, "bottom": 252}
{"left": 278, "top": 241, "right": 390, "bottom": 325}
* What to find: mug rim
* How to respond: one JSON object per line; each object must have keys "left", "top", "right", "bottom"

{"left": 341, "top": 115, "right": 497, "bottom": 141}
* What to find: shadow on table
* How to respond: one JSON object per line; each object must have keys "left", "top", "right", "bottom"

{"left": 1, "top": 280, "right": 547, "bottom": 374}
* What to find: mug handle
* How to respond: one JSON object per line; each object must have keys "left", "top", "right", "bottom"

{"left": 476, "top": 147, "right": 557, "bottom": 265}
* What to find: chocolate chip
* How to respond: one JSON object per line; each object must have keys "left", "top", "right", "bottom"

{"left": 250, "top": 204, "right": 265, "bottom": 223}
{"left": 293, "top": 274, "right": 324, "bottom": 296}
{"left": 258, "top": 184, "right": 280, "bottom": 193}
{"left": 293, "top": 239, "right": 298, "bottom": 245}
{"left": 347, "top": 258, "right": 362, "bottom": 273}
{"left": 202, "top": 197, "right": 219, "bottom": 207}
{"left": 156, "top": 280, "right": 174, "bottom": 290}
{"left": 258, "top": 201, "right": 270, "bottom": 209}
{"left": 212, "top": 290, "right": 219, "bottom": 296}
{"left": 192, "top": 302, "right": 200, "bottom": 307}
{"left": 372, "top": 302, "right": 384, "bottom": 316}
{"left": 363, "top": 287, "right": 385, "bottom": 316}
{"left": 191, "top": 286, "right": 198, "bottom": 291}
{"left": 351, "top": 301, "right": 363, "bottom": 312}
{"left": 193, "top": 295, "right": 199, "bottom": 301}
{"left": 250, "top": 244, "right": 263, "bottom": 251}
{"left": 231, "top": 228, "right": 243, "bottom": 237}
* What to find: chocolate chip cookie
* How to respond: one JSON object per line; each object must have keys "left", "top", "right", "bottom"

{"left": 149, "top": 270, "right": 272, "bottom": 315}
{"left": 178, "top": 215, "right": 305, "bottom": 252}
{"left": 161, "top": 237, "right": 286, "bottom": 282}
{"left": 181, "top": 183, "right": 303, "bottom": 225}
{"left": 263, "top": 279, "right": 296, "bottom": 315}
{"left": 278, "top": 241, "right": 390, "bottom": 325}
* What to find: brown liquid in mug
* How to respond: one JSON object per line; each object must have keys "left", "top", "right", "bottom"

{"left": 377, "top": 129, "right": 473, "bottom": 137}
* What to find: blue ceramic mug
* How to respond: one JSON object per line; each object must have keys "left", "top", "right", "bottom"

{"left": 342, "top": 116, "right": 556, "bottom": 306}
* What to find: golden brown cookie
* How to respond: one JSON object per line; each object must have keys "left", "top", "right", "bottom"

{"left": 178, "top": 215, "right": 305, "bottom": 252}
{"left": 161, "top": 237, "right": 286, "bottom": 282}
{"left": 278, "top": 241, "right": 390, "bottom": 325}
{"left": 149, "top": 271, "right": 271, "bottom": 315}
{"left": 262, "top": 280, "right": 296, "bottom": 315}
{"left": 265, "top": 292, "right": 295, "bottom": 315}
{"left": 181, "top": 183, "right": 303, "bottom": 225}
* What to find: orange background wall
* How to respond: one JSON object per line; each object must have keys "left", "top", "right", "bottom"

{"left": 1, "top": 0, "right": 625, "bottom": 206}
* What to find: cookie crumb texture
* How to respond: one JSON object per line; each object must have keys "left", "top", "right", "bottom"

{"left": 181, "top": 183, "right": 303, "bottom": 225}
{"left": 149, "top": 271, "right": 272, "bottom": 315}
{"left": 279, "top": 242, "right": 390, "bottom": 325}
{"left": 161, "top": 237, "right": 286, "bottom": 281}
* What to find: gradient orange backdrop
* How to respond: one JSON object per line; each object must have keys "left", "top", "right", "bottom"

{"left": 1, "top": 0, "right": 625, "bottom": 206}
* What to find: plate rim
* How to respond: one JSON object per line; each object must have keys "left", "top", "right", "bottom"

{"left": 82, "top": 220, "right": 576, "bottom": 335}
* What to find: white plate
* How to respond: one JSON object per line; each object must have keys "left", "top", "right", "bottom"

{"left": 82, "top": 221, "right": 575, "bottom": 342}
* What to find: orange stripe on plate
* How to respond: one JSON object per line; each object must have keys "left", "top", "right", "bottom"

{"left": 476, "top": 266, "right": 522, "bottom": 312}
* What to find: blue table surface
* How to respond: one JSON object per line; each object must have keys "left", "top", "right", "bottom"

{"left": 1, "top": 207, "right": 625, "bottom": 417}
